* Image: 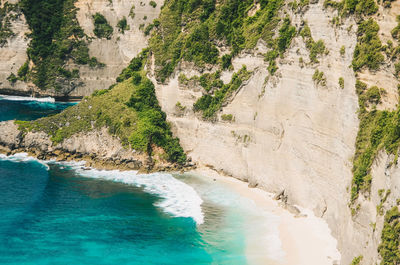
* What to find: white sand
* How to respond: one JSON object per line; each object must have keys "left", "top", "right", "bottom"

{"left": 191, "top": 167, "right": 341, "bottom": 265}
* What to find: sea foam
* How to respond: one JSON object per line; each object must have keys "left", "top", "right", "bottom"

{"left": 55, "top": 161, "right": 205, "bottom": 225}
{"left": 0, "top": 153, "right": 50, "bottom": 170}
{"left": 0, "top": 154, "right": 204, "bottom": 224}
{"left": 0, "top": 95, "right": 55, "bottom": 102}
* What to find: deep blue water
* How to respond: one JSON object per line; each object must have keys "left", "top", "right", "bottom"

{"left": 0, "top": 98, "right": 250, "bottom": 264}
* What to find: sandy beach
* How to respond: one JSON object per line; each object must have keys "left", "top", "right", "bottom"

{"left": 191, "top": 167, "right": 341, "bottom": 265}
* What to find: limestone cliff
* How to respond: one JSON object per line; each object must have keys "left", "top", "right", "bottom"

{"left": 1, "top": 0, "right": 400, "bottom": 264}
{"left": 0, "top": 0, "right": 163, "bottom": 99}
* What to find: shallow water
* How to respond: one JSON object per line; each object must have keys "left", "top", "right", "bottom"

{"left": 0, "top": 97, "right": 278, "bottom": 264}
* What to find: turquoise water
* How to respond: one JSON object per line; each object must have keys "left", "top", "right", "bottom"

{"left": 0, "top": 96, "right": 73, "bottom": 121}
{"left": 0, "top": 98, "right": 255, "bottom": 264}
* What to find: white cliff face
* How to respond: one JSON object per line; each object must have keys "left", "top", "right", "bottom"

{"left": 151, "top": 2, "right": 398, "bottom": 264}
{"left": 0, "top": 0, "right": 163, "bottom": 98}
{"left": 1, "top": 0, "right": 400, "bottom": 264}
{"left": 72, "top": 0, "right": 163, "bottom": 96}
{"left": 0, "top": 0, "right": 30, "bottom": 95}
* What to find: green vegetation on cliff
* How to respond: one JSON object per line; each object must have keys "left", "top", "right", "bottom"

{"left": 323, "top": 0, "right": 378, "bottom": 16}
{"left": 16, "top": 52, "right": 186, "bottom": 164}
{"left": 352, "top": 18, "right": 384, "bottom": 71}
{"left": 378, "top": 206, "right": 400, "bottom": 264}
{"left": 299, "top": 22, "right": 328, "bottom": 63}
{"left": 193, "top": 66, "right": 251, "bottom": 119}
{"left": 0, "top": 3, "right": 20, "bottom": 47}
{"left": 149, "top": 0, "right": 286, "bottom": 82}
{"left": 350, "top": 81, "right": 400, "bottom": 202}
{"left": 93, "top": 13, "right": 113, "bottom": 39}
{"left": 19, "top": 0, "right": 104, "bottom": 90}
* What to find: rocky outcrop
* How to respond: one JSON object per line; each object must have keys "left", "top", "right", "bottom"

{"left": 0, "top": 120, "right": 187, "bottom": 172}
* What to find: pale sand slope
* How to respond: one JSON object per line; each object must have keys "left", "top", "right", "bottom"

{"left": 192, "top": 167, "right": 341, "bottom": 265}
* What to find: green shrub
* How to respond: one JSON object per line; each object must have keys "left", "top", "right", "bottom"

{"left": 149, "top": 0, "right": 284, "bottom": 82}
{"left": 7, "top": 73, "right": 17, "bottom": 84}
{"left": 312, "top": 69, "right": 326, "bottom": 86}
{"left": 0, "top": 3, "right": 19, "bottom": 47}
{"left": 221, "top": 53, "right": 233, "bottom": 70}
{"left": 300, "top": 23, "right": 327, "bottom": 63}
{"left": 93, "top": 13, "right": 113, "bottom": 39}
{"left": 89, "top": 57, "right": 105, "bottom": 68}
{"left": 277, "top": 17, "right": 296, "bottom": 54}
{"left": 144, "top": 24, "right": 154, "bottom": 36}
{"left": 17, "top": 62, "right": 29, "bottom": 80}
{"left": 392, "top": 15, "right": 400, "bottom": 40}
{"left": 339, "top": 77, "right": 344, "bottom": 89}
{"left": 221, "top": 114, "right": 233, "bottom": 121}
{"left": 149, "top": 1, "right": 157, "bottom": 8}
{"left": 340, "top": 45, "right": 345, "bottom": 56}
{"left": 378, "top": 206, "right": 400, "bottom": 264}
{"left": 194, "top": 66, "right": 251, "bottom": 119}
{"left": 323, "top": 0, "right": 378, "bottom": 16}
{"left": 117, "top": 16, "right": 129, "bottom": 33}
{"left": 92, "top": 89, "right": 109, "bottom": 97}
{"left": 350, "top": 81, "right": 400, "bottom": 202}
{"left": 352, "top": 19, "right": 384, "bottom": 71}
{"left": 129, "top": 5, "right": 135, "bottom": 18}
{"left": 350, "top": 256, "right": 363, "bottom": 265}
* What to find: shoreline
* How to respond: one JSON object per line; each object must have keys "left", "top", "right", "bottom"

{"left": 190, "top": 167, "right": 341, "bottom": 265}
{"left": 0, "top": 150, "right": 341, "bottom": 264}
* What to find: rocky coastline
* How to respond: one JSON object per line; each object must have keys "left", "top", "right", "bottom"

{"left": 0, "top": 120, "right": 195, "bottom": 173}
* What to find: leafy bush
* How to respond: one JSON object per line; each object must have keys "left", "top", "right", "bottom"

{"left": 312, "top": 69, "right": 326, "bottom": 86}
{"left": 149, "top": 0, "right": 284, "bottom": 82}
{"left": 277, "top": 17, "right": 296, "bottom": 53}
{"left": 7, "top": 73, "right": 17, "bottom": 84}
{"left": 221, "top": 114, "right": 233, "bottom": 121}
{"left": 194, "top": 66, "right": 251, "bottom": 119}
{"left": 117, "top": 16, "right": 129, "bottom": 33}
{"left": 339, "top": 77, "right": 344, "bottom": 89}
{"left": 149, "top": 1, "right": 157, "bottom": 8}
{"left": 129, "top": 5, "right": 135, "bottom": 18}
{"left": 323, "top": 0, "right": 378, "bottom": 16}
{"left": 340, "top": 45, "right": 345, "bottom": 56}
{"left": 350, "top": 256, "right": 363, "bottom": 265}
{"left": 392, "top": 15, "right": 400, "bottom": 40}
{"left": 17, "top": 62, "right": 29, "bottom": 80}
{"left": 93, "top": 13, "right": 113, "bottom": 39}
{"left": 300, "top": 23, "right": 327, "bottom": 63}
{"left": 378, "top": 206, "right": 400, "bottom": 264}
{"left": 350, "top": 81, "right": 400, "bottom": 202}
{"left": 352, "top": 19, "right": 384, "bottom": 71}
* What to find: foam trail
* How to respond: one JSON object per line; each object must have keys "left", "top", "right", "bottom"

{"left": 0, "top": 154, "right": 204, "bottom": 224}
{"left": 0, "top": 153, "right": 50, "bottom": 170}
{"left": 58, "top": 163, "right": 204, "bottom": 224}
{"left": 0, "top": 95, "right": 55, "bottom": 102}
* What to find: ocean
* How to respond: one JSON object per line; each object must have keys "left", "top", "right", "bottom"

{"left": 0, "top": 96, "right": 281, "bottom": 264}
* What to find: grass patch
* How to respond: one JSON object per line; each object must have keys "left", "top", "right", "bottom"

{"left": 16, "top": 52, "right": 186, "bottom": 165}
{"left": 193, "top": 66, "right": 251, "bottom": 119}
{"left": 300, "top": 22, "right": 328, "bottom": 63}
{"left": 352, "top": 18, "right": 384, "bottom": 71}
{"left": 149, "top": 0, "right": 285, "bottom": 82}
{"left": 350, "top": 81, "right": 400, "bottom": 202}
{"left": 378, "top": 206, "right": 400, "bottom": 264}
